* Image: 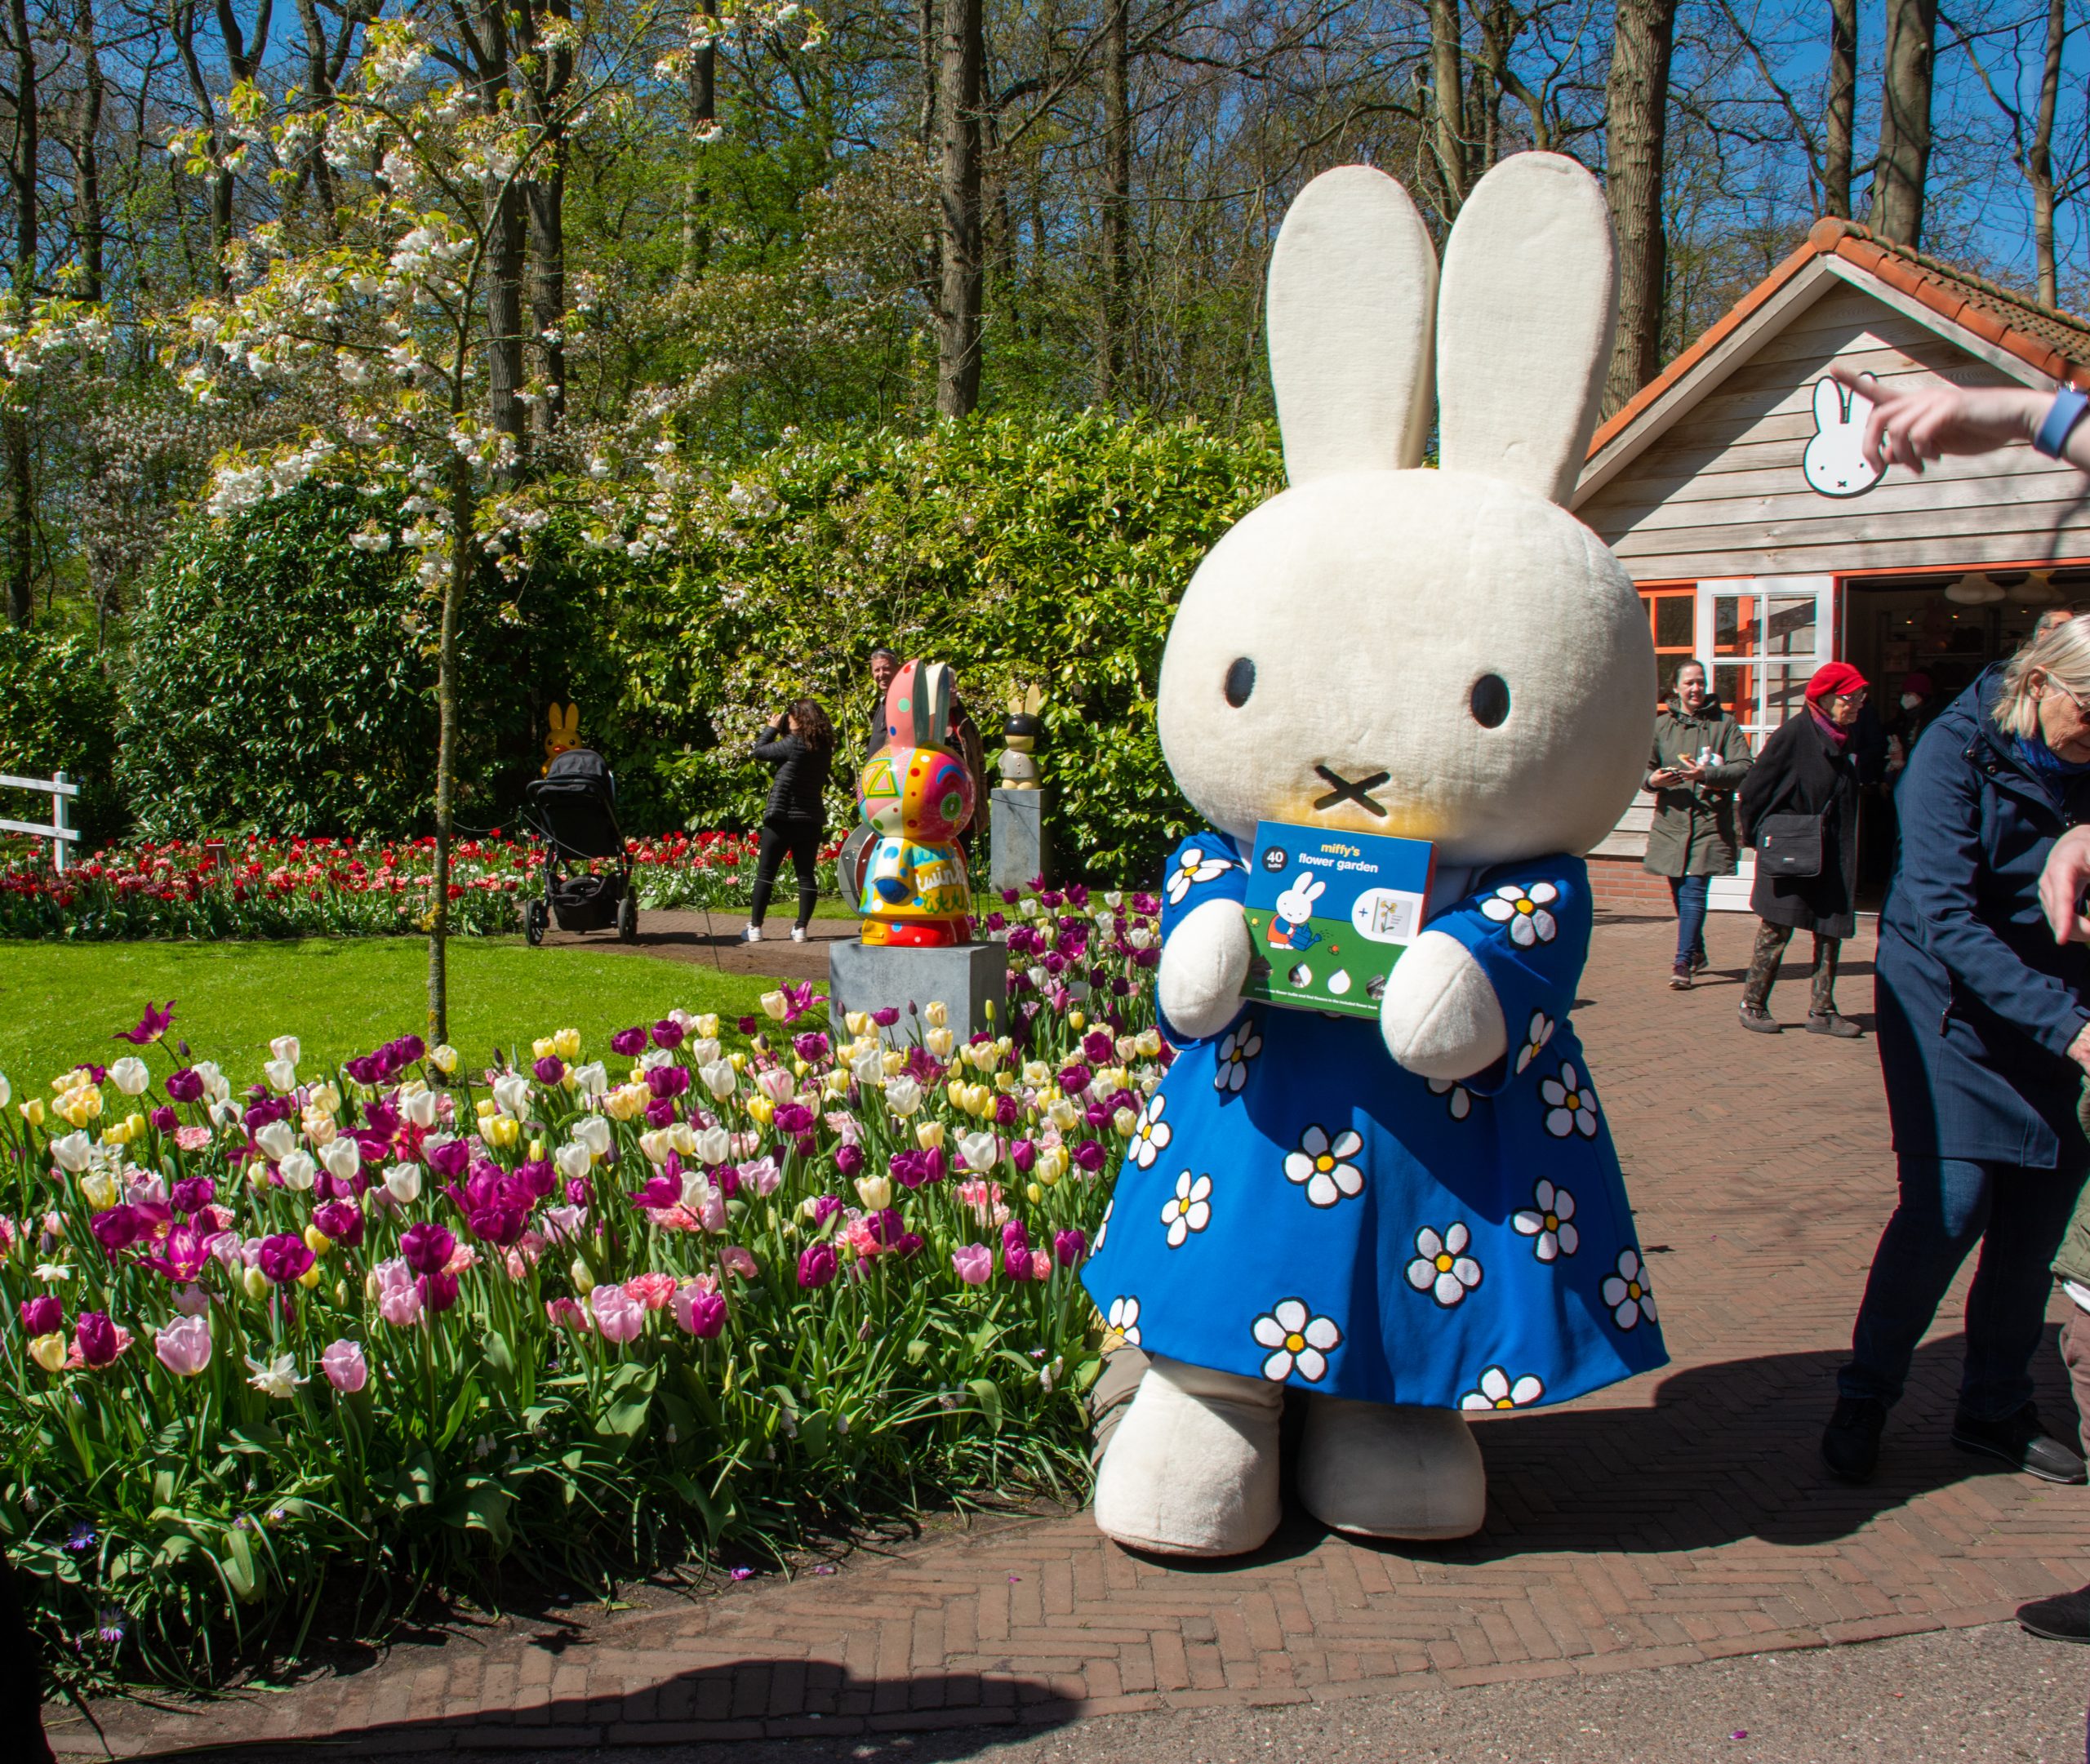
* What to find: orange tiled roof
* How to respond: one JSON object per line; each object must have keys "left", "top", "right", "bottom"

{"left": 1588, "top": 217, "right": 2090, "bottom": 458}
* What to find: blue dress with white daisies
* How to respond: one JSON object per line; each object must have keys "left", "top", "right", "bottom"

{"left": 1082, "top": 830, "right": 1668, "bottom": 1411}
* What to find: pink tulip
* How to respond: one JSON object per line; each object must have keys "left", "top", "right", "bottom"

{"left": 951, "top": 1243, "right": 993, "bottom": 1286}
{"left": 321, "top": 1338, "right": 368, "bottom": 1393}
{"left": 626, "top": 1271, "right": 678, "bottom": 1311}
{"left": 153, "top": 1314, "right": 212, "bottom": 1377}
{"left": 674, "top": 1282, "right": 727, "bottom": 1338}
{"left": 590, "top": 1282, "right": 644, "bottom": 1343}
{"left": 718, "top": 1246, "right": 758, "bottom": 1281}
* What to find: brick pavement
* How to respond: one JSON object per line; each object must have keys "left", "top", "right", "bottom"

{"left": 47, "top": 909, "right": 2090, "bottom": 1757}
{"left": 537, "top": 909, "right": 853, "bottom": 984}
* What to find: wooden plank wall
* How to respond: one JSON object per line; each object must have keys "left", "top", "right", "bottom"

{"left": 1579, "top": 278, "right": 2090, "bottom": 580}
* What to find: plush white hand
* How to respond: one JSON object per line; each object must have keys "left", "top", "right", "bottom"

{"left": 1157, "top": 898, "right": 1253, "bottom": 1040}
{"left": 1380, "top": 930, "right": 1508, "bottom": 1080}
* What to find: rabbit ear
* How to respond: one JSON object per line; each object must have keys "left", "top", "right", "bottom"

{"left": 1267, "top": 165, "right": 1438, "bottom": 483}
{"left": 1436, "top": 153, "right": 1620, "bottom": 504}
{"left": 1813, "top": 375, "right": 1846, "bottom": 430}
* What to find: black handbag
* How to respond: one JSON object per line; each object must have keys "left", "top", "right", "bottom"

{"left": 1755, "top": 811, "right": 1824, "bottom": 879}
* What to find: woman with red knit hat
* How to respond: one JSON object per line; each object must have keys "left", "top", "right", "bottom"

{"left": 1736, "top": 660, "right": 1871, "bottom": 1035}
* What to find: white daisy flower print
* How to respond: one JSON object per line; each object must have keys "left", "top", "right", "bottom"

{"left": 1127, "top": 1093, "right": 1172, "bottom": 1168}
{"left": 1511, "top": 1179, "right": 1579, "bottom": 1261}
{"left": 1540, "top": 1063, "right": 1599, "bottom": 1139}
{"left": 1406, "top": 1224, "right": 1483, "bottom": 1307}
{"left": 1159, "top": 1171, "right": 1213, "bottom": 1247}
{"left": 1165, "top": 844, "right": 1236, "bottom": 904}
{"left": 1480, "top": 882, "right": 1559, "bottom": 947}
{"left": 1213, "top": 1022, "right": 1263, "bottom": 1094}
{"left": 1601, "top": 1250, "right": 1656, "bottom": 1331}
{"left": 1460, "top": 1366, "right": 1545, "bottom": 1411}
{"left": 1252, "top": 1299, "right": 1342, "bottom": 1383}
{"left": 1102, "top": 1295, "right": 1143, "bottom": 1350}
{"left": 1094, "top": 1197, "right": 1114, "bottom": 1253}
{"left": 1516, "top": 1010, "right": 1556, "bottom": 1075}
{"left": 1428, "top": 1077, "right": 1472, "bottom": 1122}
{"left": 1283, "top": 1123, "right": 1366, "bottom": 1208}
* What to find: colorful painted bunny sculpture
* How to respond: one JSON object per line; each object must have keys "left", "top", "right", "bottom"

{"left": 1078, "top": 153, "right": 1666, "bottom": 1557}
{"left": 856, "top": 659, "right": 976, "bottom": 947}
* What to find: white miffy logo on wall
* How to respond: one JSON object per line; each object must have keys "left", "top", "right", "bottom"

{"left": 1803, "top": 374, "right": 1883, "bottom": 499}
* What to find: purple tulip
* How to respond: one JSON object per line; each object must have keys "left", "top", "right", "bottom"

{"left": 1058, "top": 1064, "right": 1091, "bottom": 1096}
{"left": 114, "top": 1000, "right": 175, "bottom": 1045}
{"left": 871, "top": 1007, "right": 900, "bottom": 1028}
{"left": 164, "top": 1067, "right": 204, "bottom": 1104}
{"left": 75, "top": 1311, "right": 120, "bottom": 1367}
{"left": 673, "top": 1286, "right": 727, "bottom": 1338}
{"left": 1053, "top": 1229, "right": 1087, "bottom": 1268}
{"left": 427, "top": 1140, "right": 470, "bottom": 1180}
{"left": 808, "top": 1193, "right": 843, "bottom": 1228}
{"left": 1073, "top": 1139, "right": 1106, "bottom": 1172}
{"left": 533, "top": 1055, "right": 565, "bottom": 1085}
{"left": 138, "top": 1224, "right": 215, "bottom": 1284}
{"left": 516, "top": 1158, "right": 556, "bottom": 1199}
{"left": 149, "top": 1106, "right": 178, "bottom": 1135}
{"left": 994, "top": 1093, "right": 1021, "bottom": 1128}
{"left": 651, "top": 1018, "right": 685, "bottom": 1051}
{"left": 834, "top": 1143, "right": 865, "bottom": 1179}
{"left": 796, "top": 1243, "right": 838, "bottom": 1289}
{"left": 363, "top": 1100, "right": 401, "bottom": 1140}
{"left": 640, "top": 1098, "right": 672, "bottom": 1129}
{"left": 645, "top": 1064, "right": 691, "bottom": 1100}
{"left": 257, "top": 1233, "right": 315, "bottom": 1285}
{"left": 793, "top": 1032, "right": 831, "bottom": 1064}
{"left": 20, "top": 1295, "right": 62, "bottom": 1335}
{"left": 565, "top": 1176, "right": 590, "bottom": 1206}
{"left": 1010, "top": 1138, "right": 1037, "bottom": 1174}
{"left": 773, "top": 1102, "right": 816, "bottom": 1136}
{"left": 634, "top": 1175, "right": 679, "bottom": 1211}
{"left": 417, "top": 1270, "right": 460, "bottom": 1313}
{"left": 89, "top": 1206, "right": 145, "bottom": 1254}
{"left": 1083, "top": 1029, "right": 1114, "bottom": 1064}
{"left": 170, "top": 1176, "right": 215, "bottom": 1215}
{"left": 611, "top": 1026, "right": 647, "bottom": 1056}
{"left": 893, "top": 1231, "right": 925, "bottom": 1260}
{"left": 313, "top": 1201, "right": 364, "bottom": 1247}
{"left": 400, "top": 1221, "right": 456, "bottom": 1276}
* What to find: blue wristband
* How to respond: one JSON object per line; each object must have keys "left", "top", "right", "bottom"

{"left": 2034, "top": 385, "right": 2090, "bottom": 458}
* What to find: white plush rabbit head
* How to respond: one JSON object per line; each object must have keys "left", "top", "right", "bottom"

{"left": 1803, "top": 375, "right": 1883, "bottom": 498}
{"left": 1155, "top": 153, "right": 1656, "bottom": 868}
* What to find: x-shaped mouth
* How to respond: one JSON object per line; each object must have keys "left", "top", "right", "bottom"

{"left": 1312, "top": 765, "right": 1390, "bottom": 816}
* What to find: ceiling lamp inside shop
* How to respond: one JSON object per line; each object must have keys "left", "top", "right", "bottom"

{"left": 1945, "top": 571, "right": 2008, "bottom": 605}
{"left": 2008, "top": 571, "right": 2061, "bottom": 605}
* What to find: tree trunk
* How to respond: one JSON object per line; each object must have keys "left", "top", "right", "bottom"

{"left": 72, "top": 0, "right": 103, "bottom": 304}
{"left": 4, "top": 0, "right": 36, "bottom": 629}
{"left": 1870, "top": 0, "right": 1937, "bottom": 247}
{"left": 1822, "top": 0, "right": 1856, "bottom": 219}
{"left": 430, "top": 462, "right": 470, "bottom": 1046}
{"left": 487, "top": 184, "right": 527, "bottom": 467}
{"left": 1427, "top": 0, "right": 1467, "bottom": 218}
{"left": 936, "top": 0, "right": 983, "bottom": 417}
{"left": 521, "top": 0, "right": 573, "bottom": 428}
{"left": 293, "top": 0, "right": 339, "bottom": 227}
{"left": 2029, "top": 0, "right": 2064, "bottom": 304}
{"left": 1602, "top": 0, "right": 1678, "bottom": 416}
{"left": 918, "top": 0, "right": 938, "bottom": 150}
{"left": 679, "top": 0, "right": 717, "bottom": 282}
{"left": 1096, "top": 0, "right": 1130, "bottom": 406}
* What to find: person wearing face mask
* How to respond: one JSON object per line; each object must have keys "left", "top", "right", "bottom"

{"left": 1736, "top": 662, "right": 1871, "bottom": 1036}
{"left": 1822, "top": 617, "right": 2090, "bottom": 1494}
{"left": 1883, "top": 673, "right": 1938, "bottom": 780}
{"left": 1643, "top": 660, "right": 1753, "bottom": 989}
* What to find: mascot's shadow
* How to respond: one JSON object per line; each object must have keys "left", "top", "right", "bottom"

{"left": 1136, "top": 1331, "right": 2076, "bottom": 1572}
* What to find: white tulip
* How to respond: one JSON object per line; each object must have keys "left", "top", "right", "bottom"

{"left": 850, "top": 1049, "right": 885, "bottom": 1088}
{"left": 0, "top": 1072, "right": 10, "bottom": 1109}
{"left": 254, "top": 1121, "right": 299, "bottom": 1163}
{"left": 400, "top": 1088, "right": 438, "bottom": 1128}
{"left": 554, "top": 1143, "right": 592, "bottom": 1182}
{"left": 193, "top": 1060, "right": 229, "bottom": 1102}
{"left": 319, "top": 1138, "right": 362, "bottom": 1181}
{"left": 383, "top": 1162, "right": 422, "bottom": 1203}
{"left": 51, "top": 1131, "right": 91, "bottom": 1172}
{"left": 492, "top": 1074, "right": 532, "bottom": 1119}
{"left": 638, "top": 1129, "right": 671, "bottom": 1165}
{"left": 699, "top": 1060, "right": 736, "bottom": 1100}
{"left": 264, "top": 1058, "right": 298, "bottom": 1094}
{"left": 269, "top": 1037, "right": 301, "bottom": 1066}
{"left": 885, "top": 1076, "right": 923, "bottom": 1117}
{"left": 573, "top": 1115, "right": 611, "bottom": 1157}
{"left": 109, "top": 1057, "right": 150, "bottom": 1096}
{"left": 695, "top": 1125, "right": 731, "bottom": 1166}
{"left": 278, "top": 1150, "right": 318, "bottom": 1191}
{"left": 958, "top": 1131, "right": 1000, "bottom": 1174}
{"left": 689, "top": 1038, "right": 721, "bottom": 1069}
{"left": 571, "top": 1060, "right": 608, "bottom": 1097}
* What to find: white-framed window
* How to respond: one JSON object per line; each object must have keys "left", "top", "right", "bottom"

{"left": 1695, "top": 575, "right": 1837, "bottom": 749}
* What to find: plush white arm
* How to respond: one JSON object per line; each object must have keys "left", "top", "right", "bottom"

{"left": 1380, "top": 929, "right": 1508, "bottom": 1080}
{"left": 1156, "top": 898, "right": 1253, "bottom": 1041}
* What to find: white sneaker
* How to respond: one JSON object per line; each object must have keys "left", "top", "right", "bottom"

{"left": 791, "top": 926, "right": 807, "bottom": 943}
{"left": 740, "top": 923, "right": 761, "bottom": 943}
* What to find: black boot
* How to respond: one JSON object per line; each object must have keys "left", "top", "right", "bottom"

{"left": 2019, "top": 1584, "right": 2090, "bottom": 1642}
{"left": 1821, "top": 1395, "right": 1888, "bottom": 1483}
{"left": 1952, "top": 1403, "right": 2088, "bottom": 1483}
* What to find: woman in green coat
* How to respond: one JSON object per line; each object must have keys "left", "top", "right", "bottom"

{"left": 1643, "top": 660, "right": 1754, "bottom": 989}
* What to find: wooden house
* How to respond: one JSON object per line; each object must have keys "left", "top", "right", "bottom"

{"left": 1578, "top": 216, "right": 2090, "bottom": 911}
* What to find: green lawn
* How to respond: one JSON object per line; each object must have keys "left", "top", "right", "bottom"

{"left": 0, "top": 938, "right": 780, "bottom": 1091}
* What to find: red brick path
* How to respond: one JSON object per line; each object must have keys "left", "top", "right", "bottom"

{"left": 48, "top": 912, "right": 2090, "bottom": 1755}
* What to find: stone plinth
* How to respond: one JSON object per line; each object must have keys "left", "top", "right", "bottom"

{"left": 827, "top": 939, "right": 1009, "bottom": 1041}
{"left": 990, "top": 788, "right": 1049, "bottom": 895}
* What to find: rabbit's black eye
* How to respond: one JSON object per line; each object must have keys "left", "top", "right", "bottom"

{"left": 1224, "top": 657, "right": 1256, "bottom": 708}
{"left": 1470, "top": 673, "right": 1510, "bottom": 728}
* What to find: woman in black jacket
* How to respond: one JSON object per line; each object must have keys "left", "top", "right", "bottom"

{"left": 743, "top": 699, "right": 834, "bottom": 944}
{"left": 1736, "top": 662, "right": 1871, "bottom": 1036}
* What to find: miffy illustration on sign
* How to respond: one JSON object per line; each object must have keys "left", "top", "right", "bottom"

{"left": 1803, "top": 375, "right": 1884, "bottom": 498}
{"left": 1267, "top": 871, "right": 1324, "bottom": 950}
{"left": 1078, "top": 152, "right": 1667, "bottom": 1562}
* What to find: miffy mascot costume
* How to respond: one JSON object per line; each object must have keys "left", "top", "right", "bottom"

{"left": 1080, "top": 152, "right": 1667, "bottom": 1558}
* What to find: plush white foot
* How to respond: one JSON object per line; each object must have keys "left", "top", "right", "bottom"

{"left": 1092, "top": 1353, "right": 1283, "bottom": 1557}
{"left": 1297, "top": 1397, "right": 1487, "bottom": 1540}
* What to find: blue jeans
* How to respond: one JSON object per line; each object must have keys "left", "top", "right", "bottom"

{"left": 1839, "top": 1154, "right": 2088, "bottom": 1421}
{"left": 1669, "top": 873, "right": 1710, "bottom": 966}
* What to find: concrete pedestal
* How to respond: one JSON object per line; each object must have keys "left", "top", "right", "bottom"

{"left": 990, "top": 788, "right": 1049, "bottom": 895}
{"left": 828, "top": 939, "right": 1010, "bottom": 1041}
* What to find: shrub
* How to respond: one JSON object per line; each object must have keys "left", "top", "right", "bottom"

{"left": 0, "top": 625, "right": 124, "bottom": 846}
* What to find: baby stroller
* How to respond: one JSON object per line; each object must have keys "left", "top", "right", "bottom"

{"left": 521, "top": 748, "right": 637, "bottom": 946}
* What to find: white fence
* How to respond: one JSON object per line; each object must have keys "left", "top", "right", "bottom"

{"left": 1, "top": 771, "right": 78, "bottom": 872}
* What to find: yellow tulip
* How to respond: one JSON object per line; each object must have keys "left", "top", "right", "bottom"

{"left": 569, "top": 1256, "right": 595, "bottom": 1295}
{"left": 856, "top": 1174, "right": 894, "bottom": 1211}
{"left": 18, "top": 1097, "right": 44, "bottom": 1126}
{"left": 915, "top": 1121, "right": 945, "bottom": 1152}
{"left": 486, "top": 1117, "right": 521, "bottom": 1150}
{"left": 430, "top": 1044, "right": 459, "bottom": 1074}
{"left": 1069, "top": 1010, "right": 1086, "bottom": 1032}
{"left": 693, "top": 1014, "right": 720, "bottom": 1039}
{"left": 923, "top": 1000, "right": 949, "bottom": 1029}
{"left": 79, "top": 1171, "right": 118, "bottom": 1212}
{"left": 532, "top": 1036, "right": 557, "bottom": 1060}
{"left": 845, "top": 1011, "right": 870, "bottom": 1038}
{"left": 28, "top": 1333, "right": 65, "bottom": 1373}
{"left": 554, "top": 1027, "right": 582, "bottom": 1060}
{"left": 242, "top": 1266, "right": 270, "bottom": 1302}
{"left": 1113, "top": 1107, "right": 1137, "bottom": 1136}
{"left": 529, "top": 1137, "right": 545, "bottom": 1162}
{"left": 793, "top": 1058, "right": 809, "bottom": 1079}
{"left": 1026, "top": 1182, "right": 1043, "bottom": 1206}
{"left": 124, "top": 1112, "right": 146, "bottom": 1140}
{"left": 924, "top": 1027, "right": 955, "bottom": 1059}
{"left": 729, "top": 1051, "right": 748, "bottom": 1073}
{"left": 298, "top": 1264, "right": 324, "bottom": 1290}
{"left": 475, "top": 1097, "right": 498, "bottom": 1120}
{"left": 745, "top": 1096, "right": 775, "bottom": 1127}
{"left": 304, "top": 1226, "right": 333, "bottom": 1256}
